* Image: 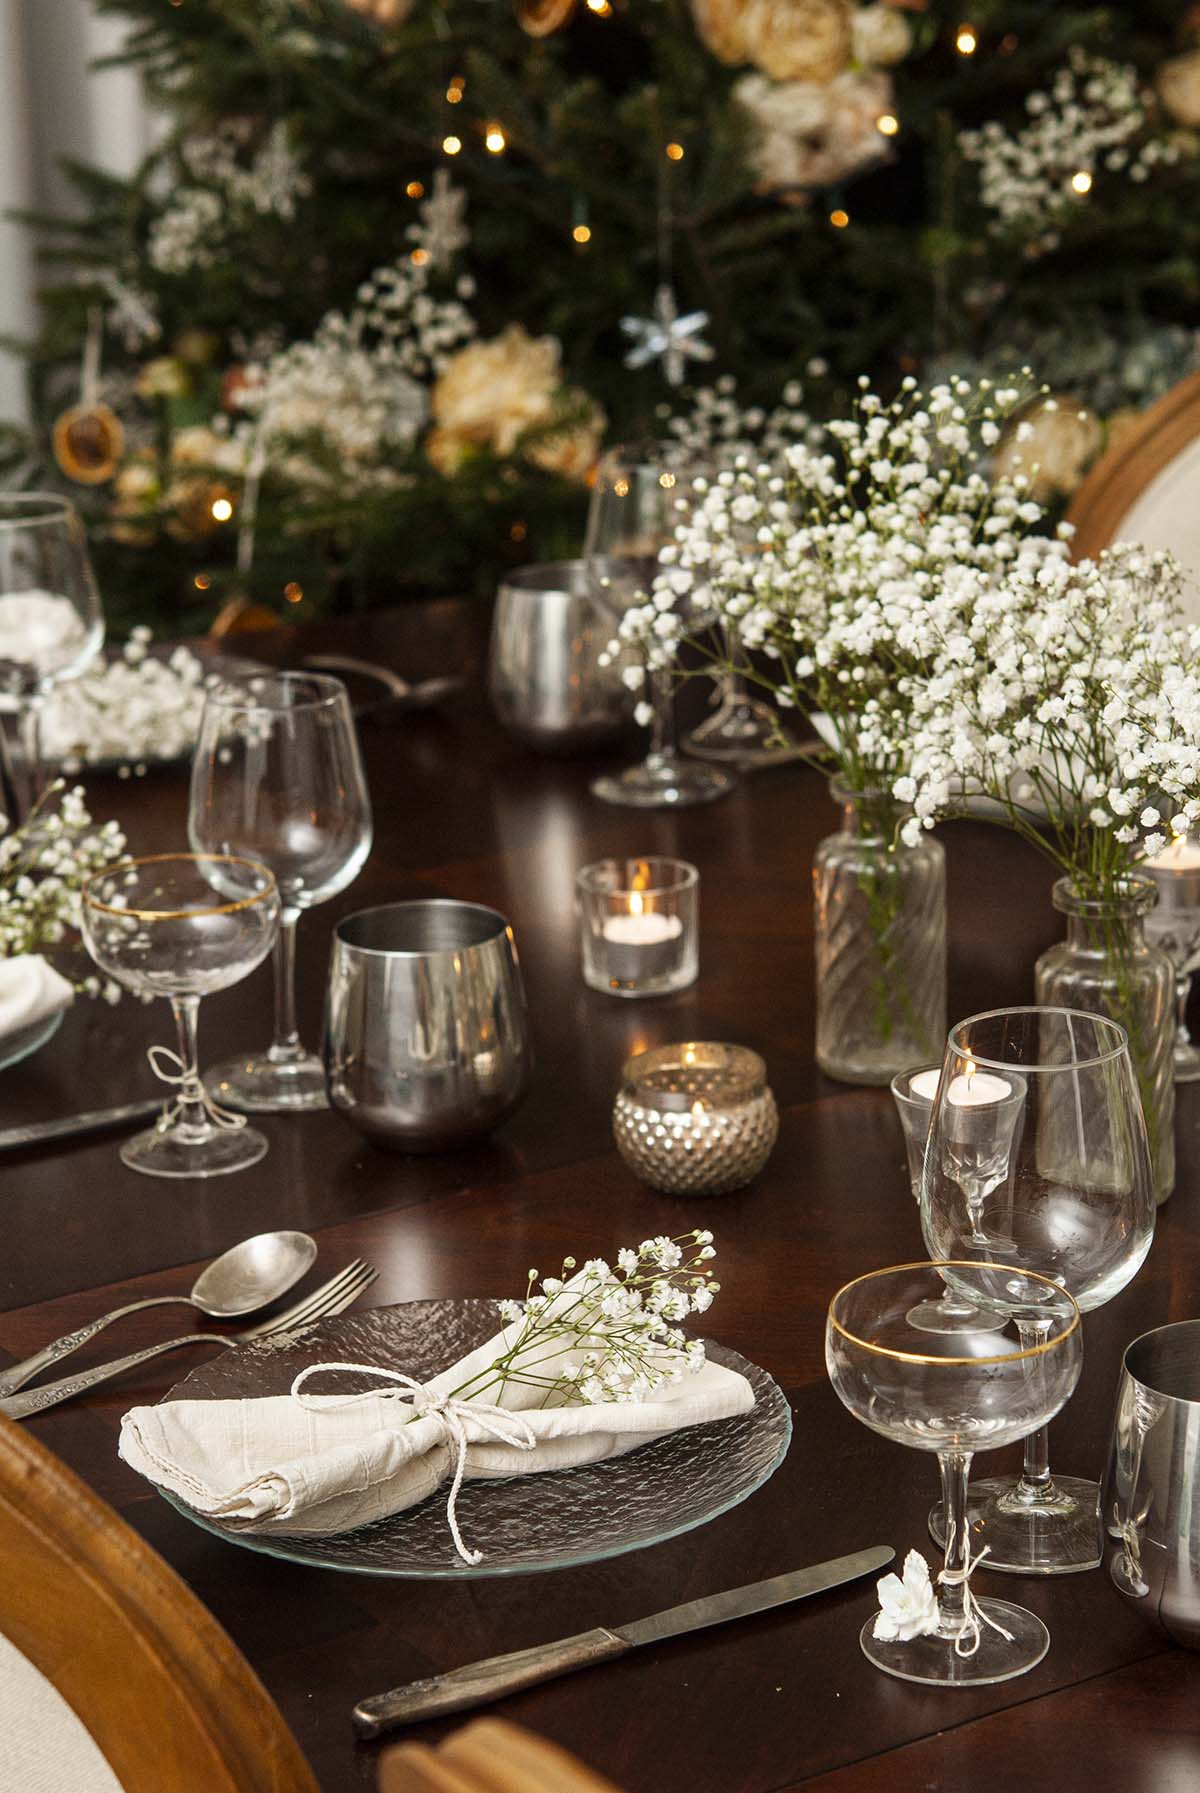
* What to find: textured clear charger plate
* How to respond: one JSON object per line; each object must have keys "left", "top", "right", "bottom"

{"left": 157, "top": 1299, "right": 792, "bottom": 1578}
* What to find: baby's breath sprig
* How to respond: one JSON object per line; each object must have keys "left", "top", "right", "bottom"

{"left": 449, "top": 1231, "right": 720, "bottom": 1411}
{"left": 0, "top": 781, "right": 127, "bottom": 998}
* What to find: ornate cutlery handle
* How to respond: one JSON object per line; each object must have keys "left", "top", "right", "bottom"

{"left": 0, "top": 1332, "right": 235, "bottom": 1418}
{"left": 0, "top": 1296, "right": 196, "bottom": 1397}
{"left": 352, "top": 1628, "right": 629, "bottom": 1738}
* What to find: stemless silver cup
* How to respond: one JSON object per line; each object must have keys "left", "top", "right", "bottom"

{"left": 323, "top": 900, "right": 532, "bottom": 1151}
{"left": 488, "top": 559, "right": 635, "bottom": 754}
{"left": 1104, "top": 1319, "right": 1200, "bottom": 1648}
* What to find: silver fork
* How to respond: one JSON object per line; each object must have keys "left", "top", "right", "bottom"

{"left": 0, "top": 1259, "right": 378, "bottom": 1419}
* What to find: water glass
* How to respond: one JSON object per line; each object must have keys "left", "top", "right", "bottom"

{"left": 922, "top": 1007, "right": 1155, "bottom": 1573}
{"left": 189, "top": 672, "right": 372, "bottom": 1112}
{"left": 81, "top": 854, "right": 279, "bottom": 1179}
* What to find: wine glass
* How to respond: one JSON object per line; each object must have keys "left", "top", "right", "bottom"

{"left": 1141, "top": 834, "right": 1200, "bottom": 1082}
{"left": 584, "top": 445, "right": 734, "bottom": 809}
{"left": 189, "top": 672, "right": 372, "bottom": 1112}
{"left": 922, "top": 1007, "right": 1156, "bottom": 1574}
{"left": 889, "top": 1063, "right": 1008, "bottom": 1336}
{"left": 683, "top": 619, "right": 798, "bottom": 766}
{"left": 80, "top": 854, "right": 279, "bottom": 1178}
{"left": 827, "top": 1262, "right": 1081, "bottom": 1686}
{"left": 0, "top": 494, "right": 104, "bottom": 814}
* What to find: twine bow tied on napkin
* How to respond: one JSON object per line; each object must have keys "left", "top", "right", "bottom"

{"left": 291, "top": 1362, "right": 537, "bottom": 1564}
{"left": 147, "top": 1045, "right": 246, "bottom": 1132}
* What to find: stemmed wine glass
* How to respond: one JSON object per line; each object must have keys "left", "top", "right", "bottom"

{"left": 584, "top": 445, "right": 734, "bottom": 809}
{"left": 0, "top": 494, "right": 104, "bottom": 814}
{"left": 683, "top": 619, "right": 797, "bottom": 766}
{"left": 80, "top": 854, "right": 279, "bottom": 1178}
{"left": 1141, "top": 834, "right": 1200, "bottom": 1082}
{"left": 827, "top": 1262, "right": 1081, "bottom": 1686}
{"left": 189, "top": 672, "right": 372, "bottom": 1112}
{"left": 890, "top": 1064, "right": 1008, "bottom": 1336}
{"left": 922, "top": 1007, "right": 1155, "bottom": 1574}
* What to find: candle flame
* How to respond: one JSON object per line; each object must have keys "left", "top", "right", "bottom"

{"left": 691, "top": 1098, "right": 707, "bottom": 1120}
{"left": 964, "top": 1056, "right": 976, "bottom": 1090}
{"left": 629, "top": 889, "right": 644, "bottom": 918}
{"left": 683, "top": 1044, "right": 696, "bottom": 1065}
{"left": 632, "top": 860, "right": 651, "bottom": 892}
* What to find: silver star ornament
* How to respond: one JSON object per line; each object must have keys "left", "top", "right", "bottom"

{"left": 621, "top": 283, "right": 714, "bottom": 386}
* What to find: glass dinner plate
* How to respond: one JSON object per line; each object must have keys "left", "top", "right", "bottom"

{"left": 157, "top": 1299, "right": 792, "bottom": 1578}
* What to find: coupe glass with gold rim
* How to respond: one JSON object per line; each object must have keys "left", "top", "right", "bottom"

{"left": 827, "top": 1262, "right": 1082, "bottom": 1687}
{"left": 81, "top": 854, "right": 279, "bottom": 1179}
{"left": 921, "top": 1007, "right": 1155, "bottom": 1574}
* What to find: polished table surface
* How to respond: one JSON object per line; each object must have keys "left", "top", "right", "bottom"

{"left": 1, "top": 600, "right": 1197, "bottom": 1792}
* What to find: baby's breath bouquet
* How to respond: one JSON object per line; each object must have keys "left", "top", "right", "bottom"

{"left": 904, "top": 543, "right": 1200, "bottom": 1199}
{"left": 0, "top": 782, "right": 128, "bottom": 1000}
{"left": 624, "top": 375, "right": 1064, "bottom": 1083}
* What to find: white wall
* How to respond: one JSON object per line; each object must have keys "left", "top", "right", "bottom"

{"left": 0, "top": 0, "right": 155, "bottom": 421}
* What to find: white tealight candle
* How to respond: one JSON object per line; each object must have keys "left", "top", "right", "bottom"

{"left": 908, "top": 1068, "right": 941, "bottom": 1103}
{"left": 601, "top": 902, "right": 683, "bottom": 982}
{"left": 1145, "top": 836, "right": 1200, "bottom": 871}
{"left": 945, "top": 1070, "right": 1013, "bottom": 1107}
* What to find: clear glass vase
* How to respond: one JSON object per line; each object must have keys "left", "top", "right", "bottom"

{"left": 1035, "top": 876, "right": 1175, "bottom": 1204}
{"left": 813, "top": 778, "right": 947, "bottom": 1085}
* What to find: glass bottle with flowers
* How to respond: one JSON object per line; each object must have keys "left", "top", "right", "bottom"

{"left": 905, "top": 544, "right": 1196, "bottom": 1204}
{"left": 621, "top": 375, "right": 1051, "bottom": 1085}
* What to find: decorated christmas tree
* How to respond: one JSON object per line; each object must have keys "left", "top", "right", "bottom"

{"left": 7, "top": 0, "right": 1200, "bottom": 633}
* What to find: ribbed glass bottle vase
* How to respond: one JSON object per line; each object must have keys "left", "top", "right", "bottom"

{"left": 812, "top": 779, "right": 947, "bottom": 1086}
{"left": 1035, "top": 875, "right": 1175, "bottom": 1204}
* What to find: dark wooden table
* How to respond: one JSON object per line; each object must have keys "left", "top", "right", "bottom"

{"left": 1, "top": 600, "right": 1197, "bottom": 1792}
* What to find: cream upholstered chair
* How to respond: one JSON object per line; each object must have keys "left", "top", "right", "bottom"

{"left": 0, "top": 1412, "right": 318, "bottom": 1793}
{"left": 379, "top": 1717, "right": 628, "bottom": 1793}
{"left": 1067, "top": 369, "right": 1200, "bottom": 620}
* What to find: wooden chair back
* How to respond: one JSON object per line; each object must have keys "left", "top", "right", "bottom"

{"left": 379, "top": 1717, "right": 628, "bottom": 1793}
{"left": 0, "top": 1413, "right": 318, "bottom": 1793}
{"left": 1067, "top": 370, "right": 1200, "bottom": 618}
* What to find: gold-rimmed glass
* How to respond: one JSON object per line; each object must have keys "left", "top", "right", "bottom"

{"left": 921, "top": 1007, "right": 1155, "bottom": 1574}
{"left": 81, "top": 853, "right": 279, "bottom": 1179}
{"left": 827, "top": 1262, "right": 1082, "bottom": 1687}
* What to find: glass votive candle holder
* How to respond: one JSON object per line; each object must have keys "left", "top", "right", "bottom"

{"left": 613, "top": 1041, "right": 777, "bottom": 1194}
{"left": 577, "top": 857, "right": 698, "bottom": 998}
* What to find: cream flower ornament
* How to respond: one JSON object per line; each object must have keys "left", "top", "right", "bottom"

{"left": 873, "top": 1549, "right": 940, "bottom": 1642}
{"left": 738, "top": 69, "right": 893, "bottom": 190}
{"left": 850, "top": 5, "right": 912, "bottom": 69}
{"left": 692, "top": 0, "right": 853, "bottom": 84}
{"left": 1157, "top": 50, "right": 1200, "bottom": 128}
{"left": 429, "top": 324, "right": 562, "bottom": 466}
{"left": 993, "top": 396, "right": 1102, "bottom": 500}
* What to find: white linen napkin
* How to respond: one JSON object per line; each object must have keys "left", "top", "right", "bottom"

{"left": 0, "top": 956, "right": 73, "bottom": 1043}
{"left": 118, "top": 1307, "right": 755, "bottom": 1554}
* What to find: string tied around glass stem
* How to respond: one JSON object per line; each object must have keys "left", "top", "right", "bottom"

{"left": 939, "top": 1519, "right": 1015, "bottom": 1657}
{"left": 290, "top": 1362, "right": 537, "bottom": 1565}
{"left": 147, "top": 1045, "right": 248, "bottom": 1133}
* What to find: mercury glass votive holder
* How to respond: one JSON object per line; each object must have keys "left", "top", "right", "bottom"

{"left": 613, "top": 1042, "right": 778, "bottom": 1194}
{"left": 577, "top": 857, "right": 698, "bottom": 998}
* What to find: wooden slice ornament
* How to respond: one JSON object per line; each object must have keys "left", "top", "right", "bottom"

{"left": 516, "top": 0, "right": 576, "bottom": 35}
{"left": 52, "top": 305, "right": 124, "bottom": 485}
{"left": 52, "top": 403, "right": 125, "bottom": 485}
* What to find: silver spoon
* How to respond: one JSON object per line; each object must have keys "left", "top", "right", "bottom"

{"left": 0, "top": 1230, "right": 318, "bottom": 1398}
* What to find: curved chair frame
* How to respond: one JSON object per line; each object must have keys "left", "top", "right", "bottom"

{"left": 1066, "top": 368, "right": 1200, "bottom": 561}
{"left": 0, "top": 1414, "right": 318, "bottom": 1793}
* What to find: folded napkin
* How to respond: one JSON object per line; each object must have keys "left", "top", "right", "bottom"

{"left": 0, "top": 956, "right": 73, "bottom": 1044}
{"left": 119, "top": 1301, "right": 755, "bottom": 1562}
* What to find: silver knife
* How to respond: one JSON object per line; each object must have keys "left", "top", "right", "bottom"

{"left": 352, "top": 1545, "right": 893, "bottom": 1738}
{"left": 0, "top": 1100, "right": 161, "bottom": 1154}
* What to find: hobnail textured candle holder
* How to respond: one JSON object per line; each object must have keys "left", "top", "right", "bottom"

{"left": 613, "top": 1042, "right": 778, "bottom": 1195}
